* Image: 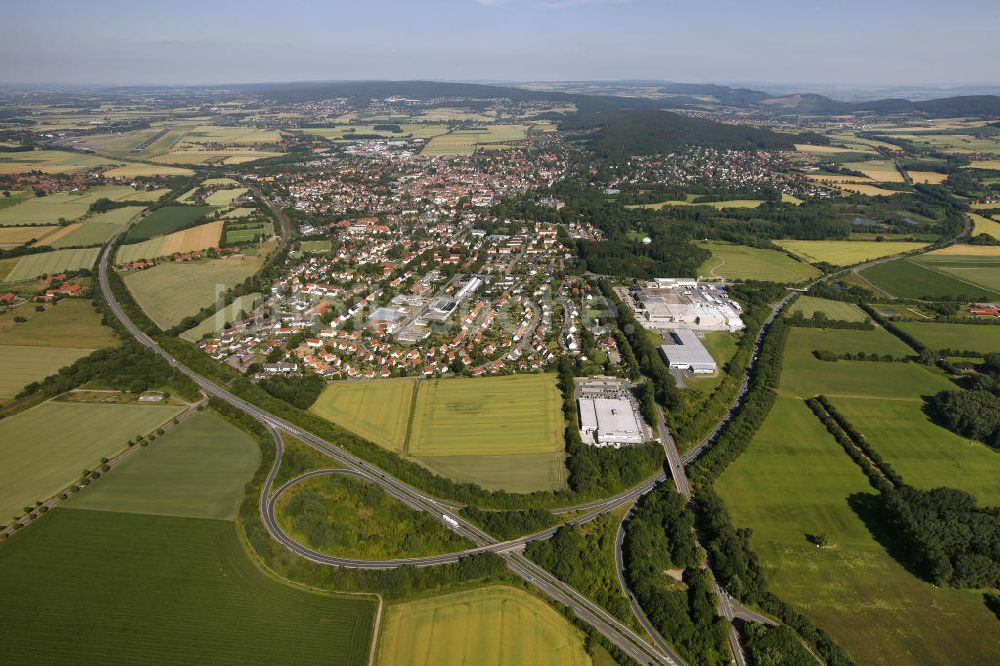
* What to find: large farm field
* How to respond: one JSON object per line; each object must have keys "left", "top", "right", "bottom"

{"left": 0, "top": 345, "right": 92, "bottom": 402}
{"left": 123, "top": 255, "right": 264, "bottom": 329}
{"left": 787, "top": 296, "right": 869, "bottom": 322}
{"left": 861, "top": 257, "right": 1000, "bottom": 300}
{"left": 310, "top": 379, "right": 417, "bottom": 450}
{"left": 914, "top": 251, "right": 1000, "bottom": 293}
{"left": 116, "top": 220, "right": 224, "bottom": 263}
{"left": 124, "top": 205, "right": 215, "bottom": 242}
{"left": 5, "top": 247, "right": 100, "bottom": 281}
{"left": 828, "top": 397, "right": 1000, "bottom": 506}
{"left": 0, "top": 186, "right": 136, "bottom": 226}
{"left": 0, "top": 298, "right": 117, "bottom": 348}
{"left": 49, "top": 205, "right": 145, "bottom": 248}
{"left": 0, "top": 509, "right": 377, "bottom": 665}
{"left": 0, "top": 149, "right": 124, "bottom": 175}
{"left": 717, "top": 396, "right": 999, "bottom": 665}
{"left": 375, "top": 586, "right": 592, "bottom": 666}
{"left": 0, "top": 400, "right": 183, "bottom": 522}
{"left": 68, "top": 412, "right": 260, "bottom": 521}
{"left": 408, "top": 374, "right": 563, "bottom": 457}
{"left": 894, "top": 321, "right": 1000, "bottom": 353}
{"left": 696, "top": 241, "right": 820, "bottom": 283}
{"left": 774, "top": 240, "right": 927, "bottom": 266}
{"left": 0, "top": 225, "right": 58, "bottom": 247}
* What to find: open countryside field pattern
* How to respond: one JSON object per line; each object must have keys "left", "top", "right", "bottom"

{"left": 407, "top": 374, "right": 563, "bottom": 457}
{"left": 68, "top": 412, "right": 260, "bottom": 521}
{"left": 0, "top": 186, "right": 137, "bottom": 226}
{"left": 5, "top": 247, "right": 100, "bottom": 281}
{"left": 0, "top": 298, "right": 117, "bottom": 348}
{"left": 310, "top": 378, "right": 417, "bottom": 450}
{"left": 0, "top": 509, "right": 376, "bottom": 665}
{"left": 861, "top": 257, "right": 1000, "bottom": 300}
{"left": 774, "top": 240, "right": 928, "bottom": 266}
{"left": 0, "top": 346, "right": 92, "bottom": 402}
{"left": 717, "top": 396, "right": 999, "bottom": 665}
{"left": 116, "top": 220, "right": 224, "bottom": 263}
{"left": 895, "top": 321, "right": 1000, "bottom": 353}
{"left": 697, "top": 241, "right": 820, "bottom": 282}
{"left": 50, "top": 206, "right": 145, "bottom": 249}
{"left": 123, "top": 254, "right": 264, "bottom": 329}
{"left": 375, "top": 586, "right": 591, "bottom": 666}
{"left": 124, "top": 205, "right": 215, "bottom": 242}
{"left": 787, "top": 295, "right": 869, "bottom": 322}
{"left": 0, "top": 400, "right": 183, "bottom": 522}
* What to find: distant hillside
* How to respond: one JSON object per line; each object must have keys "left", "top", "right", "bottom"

{"left": 564, "top": 109, "right": 819, "bottom": 157}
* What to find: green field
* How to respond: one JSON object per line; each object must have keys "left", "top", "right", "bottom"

{"left": 775, "top": 240, "right": 927, "bottom": 266}
{"left": 310, "top": 379, "right": 417, "bottom": 450}
{"left": 0, "top": 400, "right": 183, "bottom": 522}
{"left": 829, "top": 397, "right": 1000, "bottom": 505}
{"left": 123, "top": 255, "right": 263, "bottom": 329}
{"left": 124, "top": 205, "right": 214, "bottom": 242}
{"left": 970, "top": 213, "right": 1000, "bottom": 240}
{"left": 717, "top": 396, "right": 999, "bottom": 665}
{"left": 68, "top": 412, "right": 260, "bottom": 520}
{"left": 0, "top": 509, "right": 376, "bottom": 665}
{"left": 375, "top": 586, "right": 591, "bottom": 666}
{"left": 787, "top": 296, "right": 869, "bottom": 322}
{"left": 779, "top": 328, "right": 954, "bottom": 399}
{"left": 51, "top": 206, "right": 145, "bottom": 248}
{"left": 629, "top": 198, "right": 765, "bottom": 210}
{"left": 179, "top": 292, "right": 263, "bottom": 342}
{"left": 302, "top": 240, "right": 333, "bottom": 253}
{"left": 0, "top": 186, "right": 137, "bottom": 226}
{"left": 913, "top": 253, "right": 1000, "bottom": 293}
{"left": 0, "top": 345, "right": 93, "bottom": 402}
{"left": 409, "top": 375, "right": 563, "bottom": 457}
{"left": 697, "top": 242, "right": 820, "bottom": 283}
{"left": 895, "top": 321, "right": 1000, "bottom": 353}
{"left": 0, "top": 298, "right": 117, "bottom": 348}
{"left": 0, "top": 149, "right": 126, "bottom": 175}
{"left": 204, "top": 187, "right": 249, "bottom": 206}
{"left": 276, "top": 473, "right": 469, "bottom": 560}
{"left": 5, "top": 247, "right": 101, "bottom": 281}
{"left": 415, "top": 452, "right": 570, "bottom": 494}
{"left": 861, "top": 258, "right": 1000, "bottom": 300}
{"left": 684, "top": 331, "right": 739, "bottom": 392}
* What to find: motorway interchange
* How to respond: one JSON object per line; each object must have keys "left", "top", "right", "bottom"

{"left": 96, "top": 202, "right": 971, "bottom": 666}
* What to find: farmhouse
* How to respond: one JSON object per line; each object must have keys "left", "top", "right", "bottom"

{"left": 659, "top": 329, "right": 718, "bottom": 374}
{"left": 578, "top": 397, "right": 645, "bottom": 447}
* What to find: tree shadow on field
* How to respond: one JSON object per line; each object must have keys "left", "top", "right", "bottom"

{"left": 846, "top": 491, "right": 926, "bottom": 582}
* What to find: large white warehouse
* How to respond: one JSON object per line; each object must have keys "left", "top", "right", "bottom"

{"left": 659, "top": 329, "right": 718, "bottom": 374}
{"left": 578, "top": 397, "right": 645, "bottom": 446}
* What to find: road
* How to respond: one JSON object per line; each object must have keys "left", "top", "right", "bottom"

{"left": 97, "top": 215, "right": 676, "bottom": 666}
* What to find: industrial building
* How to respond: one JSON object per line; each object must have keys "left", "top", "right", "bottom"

{"left": 578, "top": 396, "right": 646, "bottom": 446}
{"left": 628, "top": 278, "right": 744, "bottom": 332}
{"left": 659, "top": 329, "right": 718, "bottom": 374}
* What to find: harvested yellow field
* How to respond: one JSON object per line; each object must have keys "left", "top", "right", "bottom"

{"left": 927, "top": 244, "right": 1000, "bottom": 256}
{"left": 160, "top": 220, "right": 224, "bottom": 255}
{"left": 375, "top": 586, "right": 591, "bottom": 666}
{"left": 966, "top": 160, "right": 1000, "bottom": 170}
{"left": 907, "top": 171, "right": 948, "bottom": 184}
{"left": 775, "top": 240, "right": 928, "bottom": 266}
{"left": 0, "top": 225, "right": 59, "bottom": 246}
{"left": 33, "top": 224, "right": 82, "bottom": 246}
{"left": 795, "top": 144, "right": 874, "bottom": 155}
{"left": 835, "top": 183, "right": 903, "bottom": 196}
{"left": 845, "top": 160, "right": 905, "bottom": 183}
{"left": 970, "top": 213, "right": 1000, "bottom": 240}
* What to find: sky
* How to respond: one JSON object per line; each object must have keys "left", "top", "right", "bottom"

{"left": 2, "top": 0, "right": 999, "bottom": 86}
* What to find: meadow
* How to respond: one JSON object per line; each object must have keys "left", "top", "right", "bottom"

{"left": 861, "top": 257, "right": 1000, "bottom": 300}
{"left": 970, "top": 213, "right": 1000, "bottom": 240}
{"left": 0, "top": 400, "right": 183, "bottom": 521}
{"left": 310, "top": 379, "right": 418, "bottom": 450}
{"left": 842, "top": 159, "right": 904, "bottom": 183}
{"left": 123, "top": 255, "right": 264, "bottom": 329}
{"left": 204, "top": 187, "right": 249, "bottom": 207}
{"left": 0, "top": 225, "right": 58, "bottom": 247}
{"left": 0, "top": 149, "right": 125, "bottom": 175}
{"left": 774, "top": 240, "right": 927, "bottom": 266}
{"left": 0, "top": 509, "right": 377, "bottom": 665}
{"left": 224, "top": 220, "right": 269, "bottom": 244}
{"left": 407, "top": 374, "right": 563, "bottom": 457}
{"left": 0, "top": 345, "right": 92, "bottom": 402}
{"left": 179, "top": 292, "right": 263, "bottom": 342}
{"left": 116, "top": 220, "right": 224, "bottom": 263}
{"left": 717, "top": 396, "right": 999, "bottom": 665}
{"left": 894, "top": 321, "right": 1000, "bottom": 353}
{"left": 422, "top": 133, "right": 479, "bottom": 156}
{"left": 5, "top": 247, "right": 101, "bottom": 281}
{"left": 375, "top": 586, "right": 592, "bottom": 666}
{"left": 50, "top": 205, "right": 145, "bottom": 248}
{"left": 787, "top": 296, "right": 869, "bottom": 322}
{"left": 102, "top": 163, "right": 194, "bottom": 177}
{"left": 829, "top": 397, "right": 1000, "bottom": 506}
{"left": 915, "top": 252, "right": 1000, "bottom": 292}
{"left": 0, "top": 298, "right": 117, "bottom": 348}
{"left": 0, "top": 186, "right": 136, "bottom": 226}
{"left": 68, "top": 412, "right": 260, "bottom": 521}
{"left": 627, "top": 196, "right": 764, "bottom": 210}
{"left": 275, "top": 473, "right": 469, "bottom": 560}
{"left": 907, "top": 170, "right": 948, "bottom": 184}
{"left": 124, "top": 205, "right": 215, "bottom": 242}
{"left": 302, "top": 240, "right": 333, "bottom": 253}
{"left": 696, "top": 241, "right": 820, "bottom": 282}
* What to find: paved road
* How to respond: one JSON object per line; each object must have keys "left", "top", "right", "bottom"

{"left": 98, "top": 218, "right": 676, "bottom": 666}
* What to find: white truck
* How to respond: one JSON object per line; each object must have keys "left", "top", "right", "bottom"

{"left": 442, "top": 515, "right": 459, "bottom": 528}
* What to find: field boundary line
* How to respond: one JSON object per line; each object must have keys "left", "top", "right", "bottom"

{"left": 911, "top": 258, "right": 1000, "bottom": 297}
{"left": 401, "top": 379, "right": 422, "bottom": 454}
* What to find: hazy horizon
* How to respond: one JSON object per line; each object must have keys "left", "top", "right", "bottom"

{"left": 2, "top": 0, "right": 998, "bottom": 86}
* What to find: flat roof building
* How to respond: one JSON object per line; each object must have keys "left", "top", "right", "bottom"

{"left": 660, "top": 329, "right": 717, "bottom": 374}
{"left": 578, "top": 396, "right": 645, "bottom": 446}
{"left": 631, "top": 280, "right": 744, "bottom": 332}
